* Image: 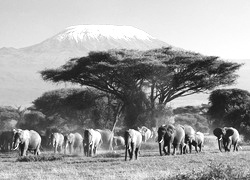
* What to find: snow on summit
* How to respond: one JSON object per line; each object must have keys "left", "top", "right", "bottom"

{"left": 55, "top": 25, "right": 156, "bottom": 42}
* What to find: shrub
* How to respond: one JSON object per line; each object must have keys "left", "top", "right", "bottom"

{"left": 95, "top": 152, "right": 122, "bottom": 158}
{"left": 16, "top": 154, "right": 64, "bottom": 162}
{"left": 170, "top": 163, "right": 250, "bottom": 180}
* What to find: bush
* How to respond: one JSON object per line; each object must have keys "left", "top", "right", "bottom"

{"left": 170, "top": 163, "right": 250, "bottom": 180}
{"left": 16, "top": 154, "right": 64, "bottom": 162}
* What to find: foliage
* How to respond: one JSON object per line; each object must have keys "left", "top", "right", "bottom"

{"left": 173, "top": 105, "right": 210, "bottom": 132}
{"left": 152, "top": 104, "right": 174, "bottom": 127}
{"left": 16, "top": 154, "right": 64, "bottom": 162}
{"left": 174, "top": 113, "right": 209, "bottom": 132}
{"left": 0, "top": 106, "right": 20, "bottom": 132}
{"left": 208, "top": 88, "right": 250, "bottom": 140}
{"left": 173, "top": 105, "right": 204, "bottom": 114}
{"left": 0, "top": 106, "right": 19, "bottom": 121}
{"left": 40, "top": 48, "right": 242, "bottom": 128}
{"left": 18, "top": 111, "right": 46, "bottom": 134}
{"left": 33, "top": 88, "right": 119, "bottom": 130}
{"left": 172, "top": 163, "right": 250, "bottom": 180}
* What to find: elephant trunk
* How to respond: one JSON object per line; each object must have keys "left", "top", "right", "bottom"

{"left": 158, "top": 142, "right": 162, "bottom": 156}
{"left": 217, "top": 138, "right": 222, "bottom": 152}
{"left": 125, "top": 145, "right": 128, "bottom": 161}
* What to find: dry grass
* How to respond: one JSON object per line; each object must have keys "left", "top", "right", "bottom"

{"left": 0, "top": 142, "right": 250, "bottom": 180}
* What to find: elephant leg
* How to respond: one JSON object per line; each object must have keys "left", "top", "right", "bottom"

{"left": 130, "top": 142, "right": 134, "bottom": 160}
{"left": 23, "top": 149, "right": 27, "bottom": 156}
{"left": 172, "top": 144, "right": 176, "bottom": 155}
{"left": 198, "top": 144, "right": 202, "bottom": 152}
{"left": 20, "top": 149, "right": 24, "bottom": 156}
{"left": 189, "top": 142, "right": 192, "bottom": 153}
{"left": 54, "top": 146, "right": 56, "bottom": 153}
{"left": 135, "top": 148, "right": 139, "bottom": 160}
{"left": 183, "top": 144, "right": 186, "bottom": 154}
{"left": 195, "top": 145, "right": 198, "bottom": 153}
{"left": 93, "top": 146, "right": 97, "bottom": 155}
{"left": 167, "top": 143, "right": 171, "bottom": 155}
{"left": 179, "top": 144, "right": 183, "bottom": 155}
{"left": 70, "top": 144, "right": 73, "bottom": 154}
{"left": 58, "top": 145, "right": 61, "bottom": 153}
{"left": 125, "top": 145, "right": 128, "bottom": 161}
{"left": 162, "top": 143, "right": 167, "bottom": 155}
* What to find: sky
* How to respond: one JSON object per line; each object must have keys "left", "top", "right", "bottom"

{"left": 0, "top": 0, "right": 250, "bottom": 59}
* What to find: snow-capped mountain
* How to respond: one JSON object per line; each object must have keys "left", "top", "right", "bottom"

{"left": 0, "top": 25, "right": 169, "bottom": 106}
{"left": 21, "top": 25, "right": 169, "bottom": 55}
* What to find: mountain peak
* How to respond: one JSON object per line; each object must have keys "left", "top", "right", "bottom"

{"left": 54, "top": 25, "right": 156, "bottom": 43}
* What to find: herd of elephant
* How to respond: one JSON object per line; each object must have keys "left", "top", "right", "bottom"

{"left": 0, "top": 124, "right": 241, "bottom": 161}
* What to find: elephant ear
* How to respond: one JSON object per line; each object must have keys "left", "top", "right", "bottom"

{"left": 213, "top": 128, "right": 223, "bottom": 138}
{"left": 167, "top": 125, "right": 175, "bottom": 134}
{"left": 225, "top": 128, "right": 234, "bottom": 137}
{"left": 137, "top": 127, "right": 142, "bottom": 133}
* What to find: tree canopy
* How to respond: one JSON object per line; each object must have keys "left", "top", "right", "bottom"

{"left": 41, "top": 47, "right": 242, "bottom": 128}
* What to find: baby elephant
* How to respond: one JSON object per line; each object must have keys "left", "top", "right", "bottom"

{"left": 191, "top": 132, "right": 204, "bottom": 153}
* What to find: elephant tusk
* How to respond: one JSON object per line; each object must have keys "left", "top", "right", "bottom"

{"left": 13, "top": 144, "right": 19, "bottom": 151}
{"left": 219, "top": 137, "right": 222, "bottom": 141}
{"left": 159, "top": 139, "right": 163, "bottom": 144}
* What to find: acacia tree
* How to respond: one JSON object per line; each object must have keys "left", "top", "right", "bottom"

{"left": 40, "top": 48, "right": 241, "bottom": 128}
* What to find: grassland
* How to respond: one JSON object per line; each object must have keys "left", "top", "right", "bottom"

{"left": 0, "top": 141, "right": 250, "bottom": 180}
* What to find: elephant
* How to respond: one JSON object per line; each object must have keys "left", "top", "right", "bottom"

{"left": 157, "top": 124, "right": 185, "bottom": 156}
{"left": 138, "top": 126, "right": 152, "bottom": 142}
{"left": 64, "top": 132, "right": 83, "bottom": 154}
{"left": 191, "top": 131, "right": 204, "bottom": 153}
{"left": 50, "top": 132, "right": 64, "bottom": 153}
{"left": 213, "top": 127, "right": 240, "bottom": 152}
{"left": 124, "top": 129, "right": 142, "bottom": 161}
{"left": 183, "top": 125, "right": 196, "bottom": 153}
{"left": 96, "top": 129, "right": 114, "bottom": 151}
{"left": 0, "top": 130, "right": 14, "bottom": 152}
{"left": 112, "top": 135, "right": 125, "bottom": 150}
{"left": 12, "top": 129, "right": 41, "bottom": 156}
{"left": 83, "top": 129, "right": 102, "bottom": 157}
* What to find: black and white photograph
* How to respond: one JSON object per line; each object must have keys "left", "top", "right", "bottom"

{"left": 0, "top": 0, "right": 250, "bottom": 179}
